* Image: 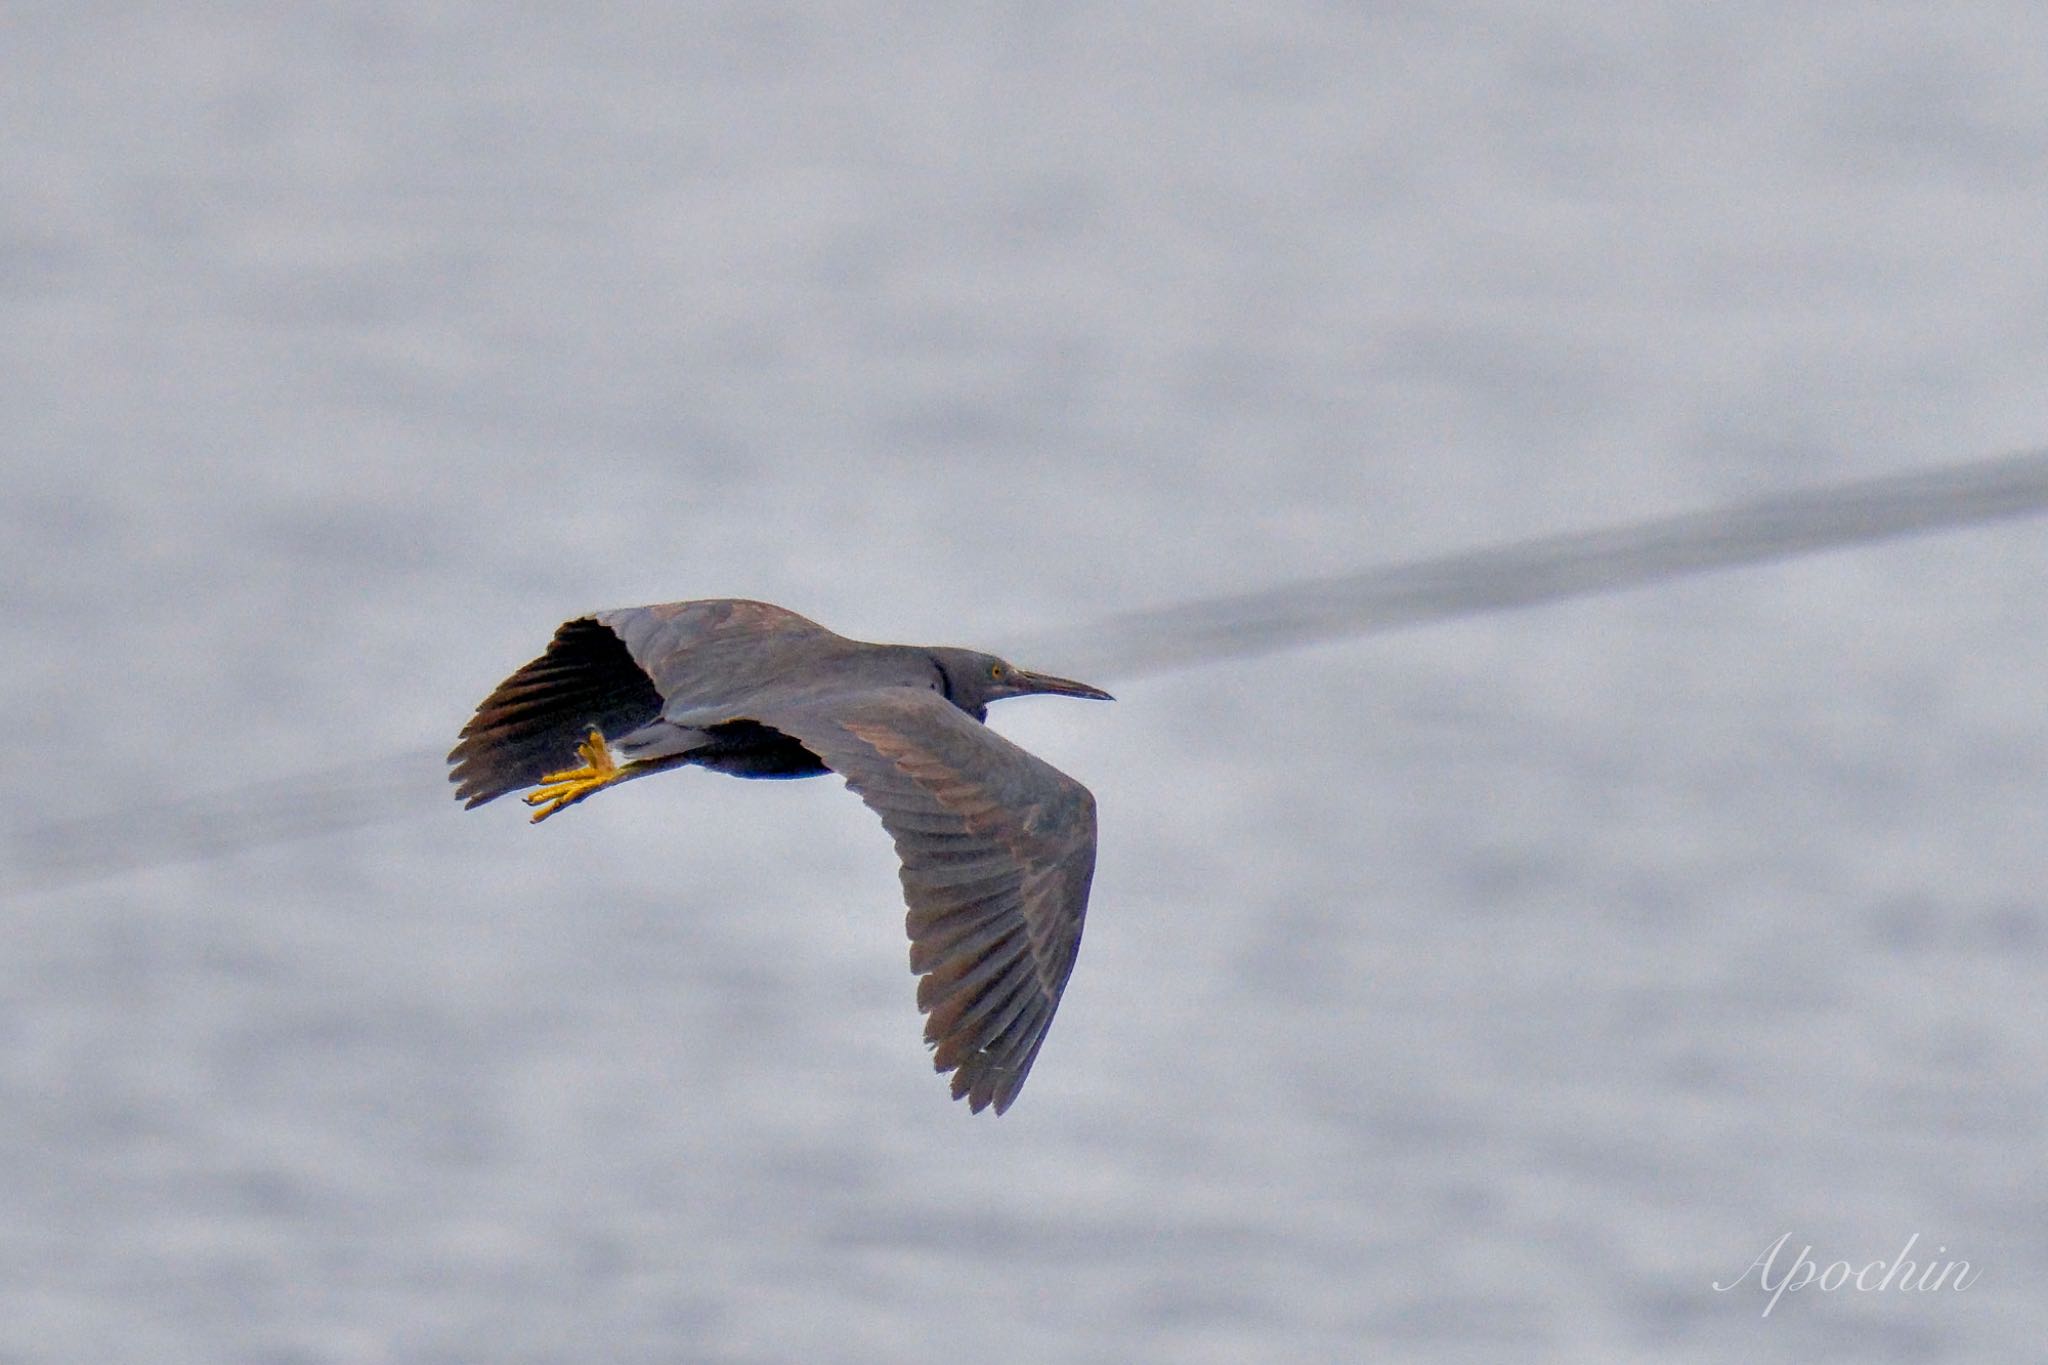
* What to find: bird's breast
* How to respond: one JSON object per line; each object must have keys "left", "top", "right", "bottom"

{"left": 694, "top": 720, "right": 830, "bottom": 779}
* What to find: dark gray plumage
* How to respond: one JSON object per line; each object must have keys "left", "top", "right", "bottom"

{"left": 448, "top": 598, "right": 1112, "bottom": 1114}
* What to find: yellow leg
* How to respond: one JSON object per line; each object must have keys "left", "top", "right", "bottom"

{"left": 524, "top": 728, "right": 630, "bottom": 823}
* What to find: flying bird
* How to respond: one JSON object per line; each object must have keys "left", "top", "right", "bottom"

{"left": 448, "top": 598, "right": 1112, "bottom": 1114}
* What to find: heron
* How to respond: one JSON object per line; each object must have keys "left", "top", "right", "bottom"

{"left": 447, "top": 598, "right": 1113, "bottom": 1114}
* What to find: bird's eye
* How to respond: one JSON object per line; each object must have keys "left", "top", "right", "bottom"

{"left": 989, "top": 663, "right": 1005, "bottom": 680}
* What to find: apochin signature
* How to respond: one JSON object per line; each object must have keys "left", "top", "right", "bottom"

{"left": 1714, "top": 1233, "right": 1979, "bottom": 1316}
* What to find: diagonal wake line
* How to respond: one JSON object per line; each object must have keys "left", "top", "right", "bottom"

{"left": 0, "top": 751, "right": 454, "bottom": 897}
{"left": 8, "top": 447, "right": 2048, "bottom": 896}
{"left": 1008, "top": 446, "right": 2048, "bottom": 679}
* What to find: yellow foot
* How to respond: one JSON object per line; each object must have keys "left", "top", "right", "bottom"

{"left": 524, "top": 728, "right": 627, "bottom": 823}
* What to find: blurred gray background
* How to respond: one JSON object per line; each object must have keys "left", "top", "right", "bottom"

{"left": 4, "top": 4, "right": 2046, "bottom": 1362}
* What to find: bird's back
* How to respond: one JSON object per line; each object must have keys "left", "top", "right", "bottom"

{"left": 599, "top": 599, "right": 941, "bottom": 724}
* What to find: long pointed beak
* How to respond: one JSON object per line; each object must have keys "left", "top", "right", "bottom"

{"left": 1013, "top": 668, "right": 1114, "bottom": 701}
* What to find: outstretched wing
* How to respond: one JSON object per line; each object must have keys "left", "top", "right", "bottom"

{"left": 447, "top": 617, "right": 664, "bottom": 806}
{"left": 448, "top": 599, "right": 845, "bottom": 806}
{"left": 756, "top": 689, "right": 1097, "bottom": 1114}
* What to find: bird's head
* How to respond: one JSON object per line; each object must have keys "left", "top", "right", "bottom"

{"left": 927, "top": 647, "right": 1114, "bottom": 718}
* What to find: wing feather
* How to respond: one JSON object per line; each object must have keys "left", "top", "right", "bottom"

{"left": 754, "top": 689, "right": 1097, "bottom": 1114}
{"left": 447, "top": 618, "right": 664, "bottom": 806}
